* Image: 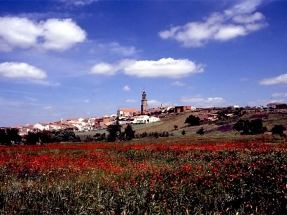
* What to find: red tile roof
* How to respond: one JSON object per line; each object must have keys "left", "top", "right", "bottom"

{"left": 118, "top": 108, "right": 139, "bottom": 112}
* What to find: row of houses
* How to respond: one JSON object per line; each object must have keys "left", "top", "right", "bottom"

{"left": 117, "top": 105, "right": 194, "bottom": 117}
{"left": 13, "top": 112, "right": 161, "bottom": 136}
{"left": 12, "top": 115, "right": 117, "bottom": 136}
{"left": 116, "top": 105, "right": 194, "bottom": 124}
{"left": 267, "top": 102, "right": 287, "bottom": 109}
{"left": 8, "top": 105, "right": 195, "bottom": 136}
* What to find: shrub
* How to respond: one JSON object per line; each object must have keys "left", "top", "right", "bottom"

{"left": 125, "top": 124, "right": 135, "bottom": 140}
{"left": 107, "top": 122, "right": 122, "bottom": 142}
{"left": 26, "top": 131, "right": 40, "bottom": 145}
{"left": 52, "top": 128, "right": 80, "bottom": 142}
{"left": 271, "top": 125, "right": 285, "bottom": 136}
{"left": 38, "top": 130, "right": 53, "bottom": 144}
{"left": 196, "top": 127, "right": 204, "bottom": 135}
{"left": 233, "top": 119, "right": 267, "bottom": 135}
{"left": 184, "top": 115, "right": 200, "bottom": 126}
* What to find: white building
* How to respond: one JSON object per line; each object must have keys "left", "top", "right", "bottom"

{"left": 33, "top": 123, "right": 50, "bottom": 131}
{"left": 132, "top": 115, "right": 160, "bottom": 124}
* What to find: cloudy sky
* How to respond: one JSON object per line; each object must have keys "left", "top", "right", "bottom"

{"left": 0, "top": 0, "right": 286, "bottom": 126}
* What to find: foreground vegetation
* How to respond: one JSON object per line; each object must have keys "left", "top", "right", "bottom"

{"left": 1, "top": 136, "right": 287, "bottom": 214}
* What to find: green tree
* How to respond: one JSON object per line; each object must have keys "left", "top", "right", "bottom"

{"left": 0, "top": 129, "right": 8, "bottom": 145}
{"left": 249, "top": 119, "right": 266, "bottom": 134}
{"left": 26, "top": 131, "right": 39, "bottom": 145}
{"left": 125, "top": 124, "right": 135, "bottom": 140}
{"left": 52, "top": 128, "right": 80, "bottom": 142}
{"left": 233, "top": 119, "right": 266, "bottom": 135}
{"left": 217, "top": 109, "right": 229, "bottom": 120}
{"left": 39, "top": 130, "right": 53, "bottom": 144}
{"left": 233, "top": 119, "right": 245, "bottom": 133}
{"left": 196, "top": 127, "right": 205, "bottom": 135}
{"left": 184, "top": 115, "right": 200, "bottom": 126}
{"left": 94, "top": 133, "right": 106, "bottom": 141}
{"left": 6, "top": 128, "right": 21, "bottom": 144}
{"left": 271, "top": 125, "right": 285, "bottom": 136}
{"left": 107, "top": 122, "right": 122, "bottom": 142}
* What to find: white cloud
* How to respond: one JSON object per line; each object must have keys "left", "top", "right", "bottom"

{"left": 27, "top": 79, "right": 60, "bottom": 86}
{"left": 24, "top": 96, "right": 38, "bottom": 102}
{"left": 214, "top": 25, "right": 246, "bottom": 41}
{"left": 170, "top": 81, "right": 186, "bottom": 86}
{"left": 89, "top": 58, "right": 203, "bottom": 78}
{"left": 109, "top": 42, "right": 138, "bottom": 56}
{"left": 148, "top": 99, "right": 162, "bottom": 107}
{"left": 123, "top": 85, "right": 131, "bottom": 91}
{"left": 123, "top": 58, "right": 203, "bottom": 78}
{"left": 89, "top": 59, "right": 135, "bottom": 76}
{"left": 247, "top": 99, "right": 267, "bottom": 107}
{"left": 89, "top": 43, "right": 139, "bottom": 57}
{"left": 233, "top": 12, "right": 265, "bottom": 23}
{"left": 0, "top": 16, "right": 86, "bottom": 52}
{"left": 41, "top": 18, "right": 86, "bottom": 51}
{"left": 126, "top": 99, "right": 137, "bottom": 103}
{"left": 240, "top": 78, "right": 249, "bottom": 81}
{"left": 260, "top": 74, "right": 287, "bottom": 85}
{"left": 231, "top": 0, "right": 263, "bottom": 14}
{"left": 89, "top": 63, "right": 116, "bottom": 76}
{"left": 57, "top": 0, "right": 97, "bottom": 6}
{"left": 0, "top": 62, "right": 47, "bottom": 79}
{"left": 0, "top": 17, "right": 41, "bottom": 51}
{"left": 181, "top": 96, "right": 226, "bottom": 107}
{"left": 84, "top": 99, "right": 90, "bottom": 103}
{"left": 159, "top": 0, "right": 266, "bottom": 47}
{"left": 271, "top": 93, "right": 287, "bottom": 98}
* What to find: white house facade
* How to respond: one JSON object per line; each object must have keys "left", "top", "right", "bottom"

{"left": 33, "top": 123, "right": 50, "bottom": 131}
{"left": 132, "top": 115, "right": 160, "bottom": 124}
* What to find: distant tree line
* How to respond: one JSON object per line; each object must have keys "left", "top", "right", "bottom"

{"left": 0, "top": 128, "right": 80, "bottom": 145}
{"left": 1, "top": 117, "right": 285, "bottom": 145}
{"left": 98, "top": 123, "right": 171, "bottom": 141}
{"left": 0, "top": 128, "right": 22, "bottom": 145}
{"left": 0, "top": 123, "right": 173, "bottom": 145}
{"left": 233, "top": 119, "right": 267, "bottom": 135}
{"left": 134, "top": 131, "right": 171, "bottom": 139}
{"left": 233, "top": 118, "right": 286, "bottom": 136}
{"left": 184, "top": 113, "right": 285, "bottom": 136}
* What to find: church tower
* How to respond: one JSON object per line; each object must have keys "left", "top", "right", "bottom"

{"left": 141, "top": 89, "right": 148, "bottom": 114}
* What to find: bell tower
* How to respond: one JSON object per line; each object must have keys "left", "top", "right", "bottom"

{"left": 141, "top": 89, "right": 148, "bottom": 114}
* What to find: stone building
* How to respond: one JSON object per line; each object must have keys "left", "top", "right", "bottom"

{"left": 141, "top": 89, "right": 148, "bottom": 114}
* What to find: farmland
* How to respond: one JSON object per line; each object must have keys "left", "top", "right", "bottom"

{"left": 1, "top": 135, "right": 287, "bottom": 214}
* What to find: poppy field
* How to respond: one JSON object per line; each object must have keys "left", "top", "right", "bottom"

{"left": 1, "top": 136, "right": 287, "bottom": 214}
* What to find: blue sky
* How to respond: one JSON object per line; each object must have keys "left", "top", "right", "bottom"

{"left": 0, "top": 0, "right": 287, "bottom": 126}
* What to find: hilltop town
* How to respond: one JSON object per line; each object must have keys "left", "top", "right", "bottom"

{"left": 1, "top": 90, "right": 194, "bottom": 136}
{"left": 2, "top": 90, "right": 287, "bottom": 137}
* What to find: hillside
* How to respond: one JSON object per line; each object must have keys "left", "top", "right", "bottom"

{"left": 133, "top": 111, "right": 287, "bottom": 137}
{"left": 132, "top": 112, "right": 210, "bottom": 135}
{"left": 76, "top": 110, "right": 287, "bottom": 140}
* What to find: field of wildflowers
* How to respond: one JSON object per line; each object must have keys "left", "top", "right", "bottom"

{"left": 1, "top": 136, "right": 287, "bottom": 214}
